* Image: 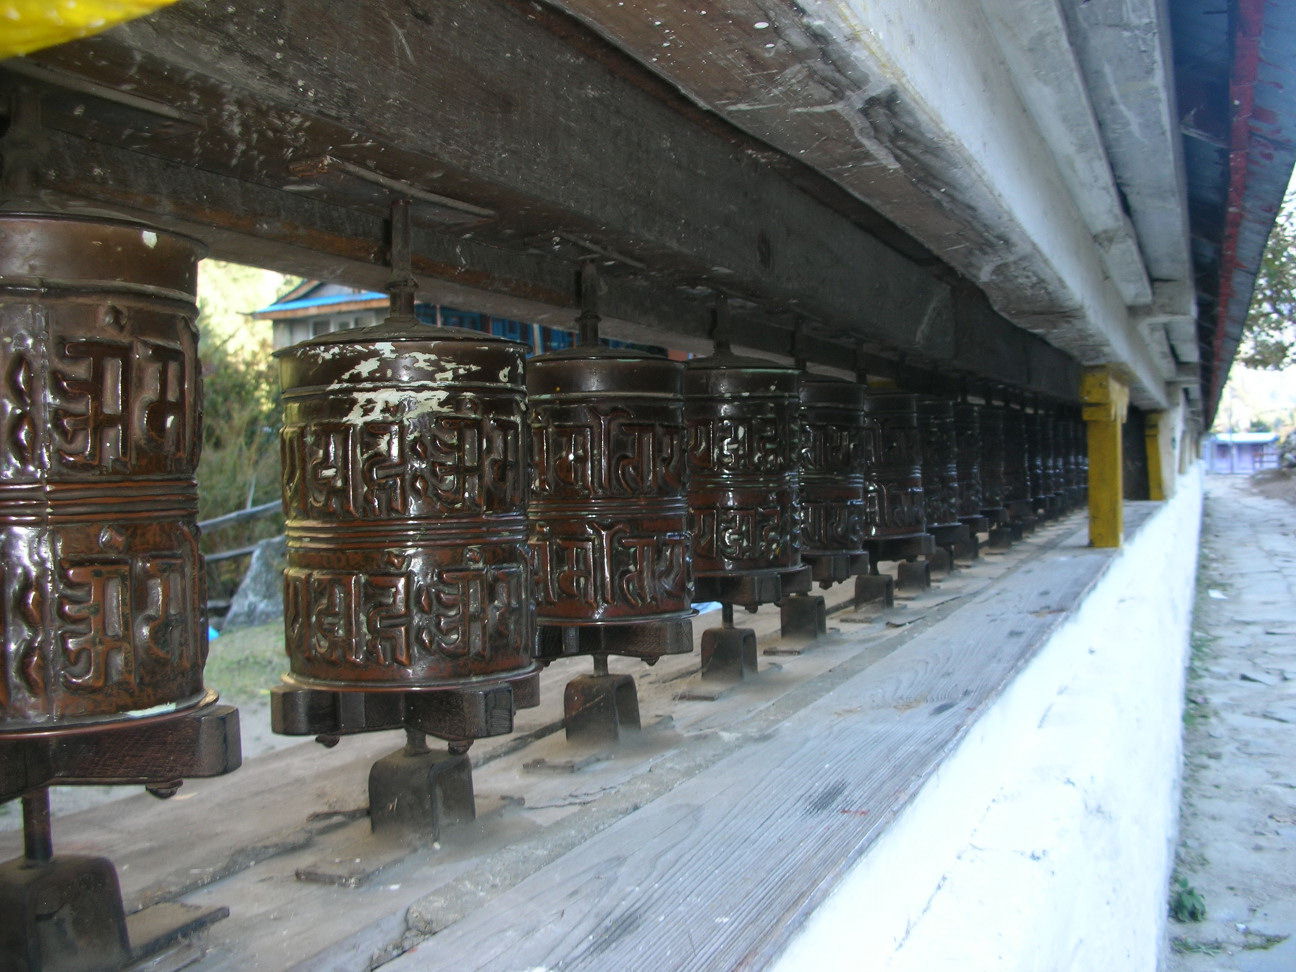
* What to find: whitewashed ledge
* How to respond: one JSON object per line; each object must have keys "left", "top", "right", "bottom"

{"left": 0, "top": 474, "right": 1202, "bottom": 971}
{"left": 390, "top": 471, "right": 1203, "bottom": 971}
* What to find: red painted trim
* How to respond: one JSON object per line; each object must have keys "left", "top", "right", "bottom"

{"left": 1211, "top": 0, "right": 1266, "bottom": 411}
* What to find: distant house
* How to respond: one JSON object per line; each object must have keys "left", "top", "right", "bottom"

{"left": 1206, "top": 432, "right": 1279, "bottom": 474}
{"left": 254, "top": 281, "right": 667, "bottom": 357}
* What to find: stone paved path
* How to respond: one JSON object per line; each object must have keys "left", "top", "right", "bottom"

{"left": 1169, "top": 475, "right": 1296, "bottom": 970}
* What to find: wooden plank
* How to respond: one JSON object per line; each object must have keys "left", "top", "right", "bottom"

{"left": 0, "top": 0, "right": 1078, "bottom": 398}
{"left": 386, "top": 508, "right": 1158, "bottom": 970}
{"left": 0, "top": 512, "right": 1107, "bottom": 968}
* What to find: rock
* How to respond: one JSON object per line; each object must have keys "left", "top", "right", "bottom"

{"left": 222, "top": 535, "right": 287, "bottom": 630}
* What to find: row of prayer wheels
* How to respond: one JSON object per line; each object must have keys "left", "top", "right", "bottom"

{"left": 0, "top": 212, "right": 1091, "bottom": 969}
{"left": 0, "top": 215, "right": 1092, "bottom": 742}
{"left": 270, "top": 310, "right": 1090, "bottom": 728}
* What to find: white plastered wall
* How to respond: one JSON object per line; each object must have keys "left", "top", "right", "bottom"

{"left": 774, "top": 470, "right": 1203, "bottom": 971}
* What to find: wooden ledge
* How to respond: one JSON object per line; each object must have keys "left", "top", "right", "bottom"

{"left": 0, "top": 507, "right": 1163, "bottom": 969}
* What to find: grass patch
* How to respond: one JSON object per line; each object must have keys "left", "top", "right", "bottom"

{"left": 1169, "top": 876, "right": 1207, "bottom": 922}
{"left": 203, "top": 621, "right": 286, "bottom": 707}
{"left": 1171, "top": 938, "right": 1226, "bottom": 956}
{"left": 1243, "top": 932, "right": 1290, "bottom": 951}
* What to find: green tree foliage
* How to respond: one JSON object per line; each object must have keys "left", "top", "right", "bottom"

{"left": 194, "top": 261, "right": 298, "bottom": 541}
{"left": 1239, "top": 190, "right": 1296, "bottom": 370}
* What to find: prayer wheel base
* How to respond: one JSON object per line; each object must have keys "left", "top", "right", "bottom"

{"left": 981, "top": 506, "right": 1011, "bottom": 526}
{"left": 693, "top": 566, "right": 813, "bottom": 611}
{"left": 270, "top": 671, "right": 540, "bottom": 744}
{"left": 536, "top": 619, "right": 694, "bottom": 663}
{"left": 779, "top": 595, "right": 827, "bottom": 639}
{"left": 928, "top": 522, "right": 972, "bottom": 572}
{"left": 0, "top": 697, "right": 241, "bottom": 805}
{"left": 369, "top": 746, "right": 475, "bottom": 842}
{"left": 1006, "top": 500, "right": 1039, "bottom": 533}
{"left": 803, "top": 552, "right": 870, "bottom": 588}
{"left": 863, "top": 533, "right": 935, "bottom": 568}
{"left": 563, "top": 674, "right": 641, "bottom": 746}
{"left": 700, "top": 628, "right": 759, "bottom": 682}
{"left": 958, "top": 517, "right": 988, "bottom": 560}
{"left": 988, "top": 525, "right": 1017, "bottom": 549}
{"left": 896, "top": 559, "right": 933, "bottom": 593}
{"left": 854, "top": 572, "right": 896, "bottom": 609}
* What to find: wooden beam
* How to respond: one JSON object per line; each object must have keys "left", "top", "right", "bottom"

{"left": 0, "top": 0, "right": 1079, "bottom": 397}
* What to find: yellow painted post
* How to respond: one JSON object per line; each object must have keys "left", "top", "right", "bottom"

{"left": 1145, "top": 411, "right": 1168, "bottom": 501}
{"left": 1080, "top": 367, "right": 1130, "bottom": 548}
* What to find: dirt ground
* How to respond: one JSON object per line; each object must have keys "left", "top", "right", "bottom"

{"left": 1250, "top": 468, "right": 1296, "bottom": 508}
{"left": 1168, "top": 474, "right": 1296, "bottom": 969}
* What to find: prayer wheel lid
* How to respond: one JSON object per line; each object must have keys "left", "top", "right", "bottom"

{"left": 685, "top": 348, "right": 796, "bottom": 372}
{"left": 0, "top": 208, "right": 206, "bottom": 249}
{"left": 533, "top": 343, "right": 665, "bottom": 363}
{"left": 527, "top": 343, "right": 680, "bottom": 395}
{"left": 274, "top": 317, "right": 521, "bottom": 356}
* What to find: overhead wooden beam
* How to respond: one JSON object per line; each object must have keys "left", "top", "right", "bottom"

{"left": 1, "top": 0, "right": 1077, "bottom": 396}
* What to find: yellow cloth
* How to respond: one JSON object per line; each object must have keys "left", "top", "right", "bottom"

{"left": 0, "top": 0, "right": 178, "bottom": 58}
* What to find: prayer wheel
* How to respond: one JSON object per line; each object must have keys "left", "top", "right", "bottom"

{"left": 685, "top": 350, "right": 804, "bottom": 606}
{"left": 977, "top": 404, "right": 1008, "bottom": 517}
{"left": 952, "top": 401, "right": 984, "bottom": 520}
{"left": 0, "top": 213, "right": 208, "bottom": 732}
{"left": 1040, "top": 409, "right": 1062, "bottom": 513}
{"left": 916, "top": 397, "right": 962, "bottom": 531}
{"left": 1002, "top": 405, "right": 1034, "bottom": 520}
{"left": 1025, "top": 410, "right": 1051, "bottom": 515}
{"left": 527, "top": 345, "right": 693, "bottom": 659}
{"left": 1073, "top": 409, "right": 1083, "bottom": 502}
{"left": 797, "top": 375, "right": 869, "bottom": 583}
{"left": 863, "top": 392, "right": 927, "bottom": 541}
{"left": 276, "top": 319, "right": 537, "bottom": 697}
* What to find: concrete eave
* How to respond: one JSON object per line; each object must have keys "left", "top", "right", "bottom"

{"left": 1061, "top": 0, "right": 1200, "bottom": 372}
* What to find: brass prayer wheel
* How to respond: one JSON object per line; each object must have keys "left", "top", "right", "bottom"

{"left": 276, "top": 320, "right": 537, "bottom": 692}
{"left": 1025, "top": 410, "right": 1051, "bottom": 512}
{"left": 1002, "top": 405, "right": 1033, "bottom": 516}
{"left": 1072, "top": 412, "right": 1089, "bottom": 503}
{"left": 916, "top": 396, "right": 962, "bottom": 530}
{"left": 797, "top": 375, "right": 868, "bottom": 563}
{"left": 0, "top": 213, "right": 208, "bottom": 732}
{"left": 685, "top": 350, "right": 803, "bottom": 603}
{"left": 977, "top": 404, "right": 1008, "bottom": 515}
{"left": 527, "top": 345, "right": 693, "bottom": 659}
{"left": 863, "top": 392, "right": 927, "bottom": 540}
{"left": 952, "top": 401, "right": 984, "bottom": 519}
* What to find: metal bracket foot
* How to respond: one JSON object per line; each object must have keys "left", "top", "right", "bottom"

{"left": 853, "top": 572, "right": 895, "bottom": 609}
{"left": 896, "top": 559, "right": 932, "bottom": 592}
{"left": 779, "top": 594, "right": 827, "bottom": 638}
{"left": 563, "top": 674, "right": 641, "bottom": 746}
{"left": 368, "top": 739, "right": 475, "bottom": 842}
{"left": 987, "top": 526, "right": 1014, "bottom": 549}
{"left": 700, "top": 627, "right": 758, "bottom": 681}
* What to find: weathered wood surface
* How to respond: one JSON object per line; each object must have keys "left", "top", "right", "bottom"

{"left": 0, "top": 510, "right": 1118, "bottom": 969}
{"left": 1, "top": 0, "right": 1077, "bottom": 397}
{"left": 388, "top": 507, "right": 1157, "bottom": 970}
